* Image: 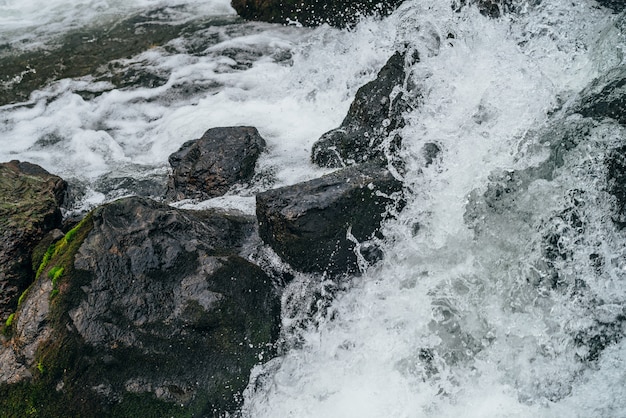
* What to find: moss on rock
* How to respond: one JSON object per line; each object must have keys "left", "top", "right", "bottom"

{"left": 0, "top": 197, "right": 280, "bottom": 417}
{"left": 0, "top": 160, "right": 66, "bottom": 326}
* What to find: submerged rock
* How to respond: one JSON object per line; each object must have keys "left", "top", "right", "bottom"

{"left": 230, "top": 0, "right": 405, "bottom": 27}
{"left": 463, "top": 65, "right": 626, "bottom": 377}
{"left": 166, "top": 126, "right": 266, "bottom": 201}
{"left": 256, "top": 164, "right": 403, "bottom": 276}
{"left": 577, "top": 65, "right": 626, "bottom": 125}
{"left": 452, "top": 0, "right": 540, "bottom": 17}
{"left": 0, "top": 160, "right": 66, "bottom": 326}
{"left": 0, "top": 196, "right": 279, "bottom": 416}
{"left": 607, "top": 145, "right": 626, "bottom": 228}
{"left": 0, "top": 10, "right": 237, "bottom": 106}
{"left": 595, "top": 0, "right": 626, "bottom": 13}
{"left": 311, "top": 50, "right": 418, "bottom": 168}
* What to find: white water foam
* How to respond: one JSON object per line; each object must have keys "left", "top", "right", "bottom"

{"left": 0, "top": 0, "right": 235, "bottom": 49}
{"left": 0, "top": 1, "right": 399, "bottom": 212}
{"left": 1, "top": 0, "right": 625, "bottom": 416}
{"left": 240, "top": 1, "right": 623, "bottom": 417}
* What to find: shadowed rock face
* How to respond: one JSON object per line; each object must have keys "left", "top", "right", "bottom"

{"left": 595, "top": 0, "right": 626, "bottom": 13}
{"left": 0, "top": 196, "right": 280, "bottom": 416}
{"left": 167, "top": 126, "right": 266, "bottom": 201}
{"left": 256, "top": 164, "right": 403, "bottom": 276}
{"left": 230, "top": 0, "right": 406, "bottom": 27}
{"left": 577, "top": 66, "right": 626, "bottom": 125}
{"left": 311, "top": 51, "right": 419, "bottom": 168}
{"left": 0, "top": 160, "right": 66, "bottom": 324}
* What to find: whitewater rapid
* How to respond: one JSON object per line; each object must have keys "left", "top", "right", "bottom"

{"left": 1, "top": 0, "right": 625, "bottom": 416}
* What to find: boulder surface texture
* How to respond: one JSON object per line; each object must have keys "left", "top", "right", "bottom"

{"left": 0, "top": 196, "right": 280, "bottom": 417}
{"left": 0, "top": 160, "right": 66, "bottom": 324}
{"left": 311, "top": 51, "right": 416, "bottom": 168}
{"left": 167, "top": 126, "right": 266, "bottom": 201}
{"left": 257, "top": 164, "right": 403, "bottom": 276}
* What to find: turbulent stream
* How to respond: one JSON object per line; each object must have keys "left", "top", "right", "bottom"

{"left": 2, "top": 0, "right": 626, "bottom": 416}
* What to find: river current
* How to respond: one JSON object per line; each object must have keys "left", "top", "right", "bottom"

{"left": 1, "top": 0, "right": 624, "bottom": 416}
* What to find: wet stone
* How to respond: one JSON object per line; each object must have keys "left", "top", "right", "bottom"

{"left": 0, "top": 160, "right": 66, "bottom": 325}
{"left": 311, "top": 50, "right": 419, "bottom": 169}
{"left": 166, "top": 126, "right": 266, "bottom": 201}
{"left": 256, "top": 164, "right": 404, "bottom": 276}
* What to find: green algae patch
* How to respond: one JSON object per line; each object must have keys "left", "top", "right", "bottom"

{"left": 5, "top": 313, "right": 15, "bottom": 328}
{"left": 2, "top": 312, "right": 15, "bottom": 336}
{"left": 35, "top": 215, "right": 92, "bottom": 280}
{"left": 38, "top": 214, "right": 93, "bottom": 328}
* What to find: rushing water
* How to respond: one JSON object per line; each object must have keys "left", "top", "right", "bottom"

{"left": 1, "top": 0, "right": 625, "bottom": 416}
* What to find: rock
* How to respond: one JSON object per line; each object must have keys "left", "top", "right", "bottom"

{"left": 606, "top": 145, "right": 626, "bottom": 228}
{"left": 311, "top": 51, "right": 418, "bottom": 168}
{"left": 577, "top": 66, "right": 626, "bottom": 125}
{"left": 0, "top": 196, "right": 280, "bottom": 416}
{"left": 230, "top": 0, "right": 406, "bottom": 28}
{"left": 422, "top": 142, "right": 442, "bottom": 167}
{"left": 596, "top": 0, "right": 626, "bottom": 13}
{"left": 256, "top": 164, "right": 403, "bottom": 276}
{"left": 0, "top": 160, "right": 66, "bottom": 326}
{"left": 166, "top": 126, "right": 266, "bottom": 201}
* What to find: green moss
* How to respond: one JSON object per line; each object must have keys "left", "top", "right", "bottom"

{"left": 35, "top": 245, "right": 56, "bottom": 278}
{"left": 37, "top": 214, "right": 93, "bottom": 325}
{"left": 64, "top": 227, "right": 77, "bottom": 243}
{"left": 5, "top": 313, "right": 15, "bottom": 328}
{"left": 36, "top": 215, "right": 92, "bottom": 279}
{"left": 2, "top": 315, "right": 13, "bottom": 336}
{"left": 48, "top": 266, "right": 64, "bottom": 287}
{"left": 17, "top": 289, "right": 28, "bottom": 306}
{"left": 32, "top": 233, "right": 62, "bottom": 274}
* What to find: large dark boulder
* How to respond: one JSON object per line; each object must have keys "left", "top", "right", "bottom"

{"left": 231, "top": 0, "right": 405, "bottom": 28}
{"left": 166, "top": 126, "right": 266, "bottom": 201}
{"left": 0, "top": 160, "right": 66, "bottom": 326}
{"left": 0, "top": 196, "right": 279, "bottom": 416}
{"left": 256, "top": 164, "right": 403, "bottom": 276}
{"left": 311, "top": 51, "right": 418, "bottom": 168}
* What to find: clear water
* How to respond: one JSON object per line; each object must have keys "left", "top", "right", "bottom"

{"left": 1, "top": 0, "right": 625, "bottom": 416}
